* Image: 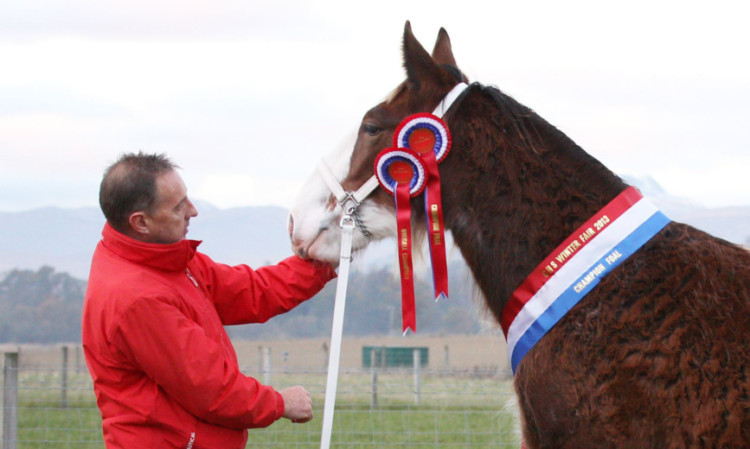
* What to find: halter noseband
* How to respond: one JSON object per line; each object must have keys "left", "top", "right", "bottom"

{"left": 317, "top": 82, "right": 469, "bottom": 235}
{"left": 316, "top": 161, "right": 380, "bottom": 236}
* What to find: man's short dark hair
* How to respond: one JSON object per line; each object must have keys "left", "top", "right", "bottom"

{"left": 99, "top": 152, "right": 178, "bottom": 232}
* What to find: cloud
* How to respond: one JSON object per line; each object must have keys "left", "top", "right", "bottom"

{"left": 0, "top": 84, "right": 128, "bottom": 117}
{"left": 0, "top": 0, "right": 748, "bottom": 212}
{"left": 654, "top": 156, "right": 750, "bottom": 208}
{"left": 0, "top": 0, "right": 338, "bottom": 41}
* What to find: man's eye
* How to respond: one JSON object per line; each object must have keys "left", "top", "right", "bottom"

{"left": 362, "top": 123, "right": 383, "bottom": 136}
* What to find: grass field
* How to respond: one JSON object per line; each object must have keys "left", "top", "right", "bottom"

{"left": 3, "top": 334, "right": 520, "bottom": 448}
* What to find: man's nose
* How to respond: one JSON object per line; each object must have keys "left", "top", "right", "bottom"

{"left": 187, "top": 199, "right": 199, "bottom": 217}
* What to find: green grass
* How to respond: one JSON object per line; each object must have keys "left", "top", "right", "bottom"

{"left": 10, "top": 371, "right": 519, "bottom": 448}
{"left": 17, "top": 402, "right": 103, "bottom": 448}
{"left": 249, "top": 404, "right": 518, "bottom": 448}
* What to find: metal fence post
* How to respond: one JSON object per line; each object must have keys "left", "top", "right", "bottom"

{"left": 413, "top": 349, "right": 421, "bottom": 405}
{"left": 257, "top": 345, "right": 263, "bottom": 375}
{"left": 262, "top": 347, "right": 271, "bottom": 386}
{"left": 60, "top": 346, "right": 69, "bottom": 408}
{"left": 370, "top": 349, "right": 378, "bottom": 409}
{"left": 75, "top": 345, "right": 82, "bottom": 375}
{"left": 3, "top": 352, "right": 19, "bottom": 449}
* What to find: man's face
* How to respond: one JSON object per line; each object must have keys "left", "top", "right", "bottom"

{"left": 143, "top": 169, "right": 199, "bottom": 244}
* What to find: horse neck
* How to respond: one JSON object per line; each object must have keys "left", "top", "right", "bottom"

{"left": 442, "top": 87, "right": 627, "bottom": 323}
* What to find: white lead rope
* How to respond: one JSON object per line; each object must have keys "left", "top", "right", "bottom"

{"left": 319, "top": 216, "right": 355, "bottom": 449}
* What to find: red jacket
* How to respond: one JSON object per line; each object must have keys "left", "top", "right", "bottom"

{"left": 82, "top": 223, "right": 336, "bottom": 449}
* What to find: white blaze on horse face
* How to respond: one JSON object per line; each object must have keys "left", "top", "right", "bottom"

{"left": 289, "top": 134, "right": 397, "bottom": 263}
{"left": 289, "top": 143, "right": 348, "bottom": 263}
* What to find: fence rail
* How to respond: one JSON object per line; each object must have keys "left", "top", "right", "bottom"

{"left": 2, "top": 339, "right": 518, "bottom": 448}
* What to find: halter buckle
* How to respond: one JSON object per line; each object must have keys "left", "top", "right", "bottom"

{"left": 339, "top": 214, "right": 355, "bottom": 230}
{"left": 340, "top": 193, "right": 360, "bottom": 215}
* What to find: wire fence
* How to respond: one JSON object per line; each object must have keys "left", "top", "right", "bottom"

{"left": 2, "top": 336, "right": 519, "bottom": 449}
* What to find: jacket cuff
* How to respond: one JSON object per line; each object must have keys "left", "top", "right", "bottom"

{"left": 275, "top": 390, "right": 286, "bottom": 421}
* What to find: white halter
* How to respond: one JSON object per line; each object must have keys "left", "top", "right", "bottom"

{"left": 318, "top": 81, "right": 468, "bottom": 449}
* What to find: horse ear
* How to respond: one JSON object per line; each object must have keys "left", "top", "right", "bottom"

{"left": 402, "top": 21, "right": 443, "bottom": 86}
{"left": 431, "top": 28, "right": 458, "bottom": 68}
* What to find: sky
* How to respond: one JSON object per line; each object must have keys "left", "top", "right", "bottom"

{"left": 1, "top": 0, "right": 749, "bottom": 212}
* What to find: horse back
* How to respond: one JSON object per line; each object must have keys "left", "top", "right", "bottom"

{"left": 516, "top": 221, "right": 750, "bottom": 449}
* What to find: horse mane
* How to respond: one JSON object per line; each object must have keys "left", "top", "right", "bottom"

{"left": 438, "top": 81, "right": 630, "bottom": 322}
{"left": 450, "top": 82, "right": 569, "bottom": 157}
{"left": 478, "top": 84, "right": 545, "bottom": 153}
{"left": 457, "top": 81, "right": 627, "bottom": 204}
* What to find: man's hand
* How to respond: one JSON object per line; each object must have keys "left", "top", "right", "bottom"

{"left": 280, "top": 386, "right": 313, "bottom": 423}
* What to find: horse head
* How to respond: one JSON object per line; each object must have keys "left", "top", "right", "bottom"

{"left": 289, "top": 22, "right": 469, "bottom": 264}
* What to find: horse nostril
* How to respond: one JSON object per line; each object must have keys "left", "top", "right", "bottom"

{"left": 287, "top": 214, "right": 295, "bottom": 238}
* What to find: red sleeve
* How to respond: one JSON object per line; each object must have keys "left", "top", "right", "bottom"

{"left": 112, "top": 296, "right": 285, "bottom": 429}
{"left": 192, "top": 254, "right": 337, "bottom": 325}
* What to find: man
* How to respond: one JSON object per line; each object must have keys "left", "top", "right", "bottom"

{"left": 82, "top": 152, "right": 336, "bottom": 449}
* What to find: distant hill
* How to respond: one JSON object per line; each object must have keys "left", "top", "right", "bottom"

{"left": 0, "top": 207, "right": 105, "bottom": 280}
{"left": 0, "top": 177, "right": 748, "bottom": 280}
{"left": 623, "top": 175, "right": 750, "bottom": 246}
{"left": 0, "top": 203, "right": 300, "bottom": 279}
{"left": 0, "top": 266, "right": 86, "bottom": 343}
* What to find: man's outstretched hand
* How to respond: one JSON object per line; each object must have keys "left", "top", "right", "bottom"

{"left": 280, "top": 386, "right": 313, "bottom": 423}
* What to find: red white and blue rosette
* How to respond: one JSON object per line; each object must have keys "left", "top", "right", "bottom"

{"left": 374, "top": 148, "right": 426, "bottom": 335}
{"left": 374, "top": 148, "right": 426, "bottom": 197}
{"left": 394, "top": 113, "right": 452, "bottom": 162}
{"left": 394, "top": 113, "right": 451, "bottom": 302}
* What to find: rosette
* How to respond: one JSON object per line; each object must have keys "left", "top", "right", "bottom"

{"left": 394, "top": 113, "right": 452, "bottom": 162}
{"left": 374, "top": 147, "right": 427, "bottom": 334}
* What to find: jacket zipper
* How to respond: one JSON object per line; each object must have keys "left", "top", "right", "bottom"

{"left": 185, "top": 269, "right": 199, "bottom": 288}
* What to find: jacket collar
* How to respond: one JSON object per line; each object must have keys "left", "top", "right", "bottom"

{"left": 100, "top": 223, "right": 202, "bottom": 272}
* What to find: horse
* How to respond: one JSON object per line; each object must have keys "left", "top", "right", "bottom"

{"left": 288, "top": 22, "right": 750, "bottom": 448}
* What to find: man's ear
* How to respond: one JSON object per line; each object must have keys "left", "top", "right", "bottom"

{"left": 128, "top": 211, "right": 150, "bottom": 237}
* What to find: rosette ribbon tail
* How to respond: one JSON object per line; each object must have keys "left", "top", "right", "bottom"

{"left": 395, "top": 181, "right": 417, "bottom": 335}
{"left": 376, "top": 147, "right": 426, "bottom": 335}
{"left": 421, "top": 150, "right": 449, "bottom": 302}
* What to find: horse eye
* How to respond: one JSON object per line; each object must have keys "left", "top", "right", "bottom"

{"left": 362, "top": 123, "right": 383, "bottom": 136}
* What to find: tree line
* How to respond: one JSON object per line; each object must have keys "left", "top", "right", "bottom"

{"left": 0, "top": 263, "right": 487, "bottom": 344}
